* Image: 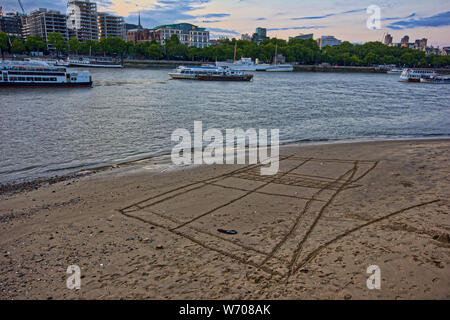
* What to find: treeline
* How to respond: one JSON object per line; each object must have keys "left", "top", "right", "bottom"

{"left": 1, "top": 31, "right": 449, "bottom": 67}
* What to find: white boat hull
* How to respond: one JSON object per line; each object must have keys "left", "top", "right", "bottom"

{"left": 399, "top": 69, "right": 437, "bottom": 82}
{"left": 168, "top": 73, "right": 197, "bottom": 80}
{"left": 265, "top": 65, "right": 294, "bottom": 72}
{"left": 69, "top": 62, "right": 123, "bottom": 68}
{"left": 0, "top": 60, "right": 93, "bottom": 87}
{"left": 215, "top": 63, "right": 268, "bottom": 71}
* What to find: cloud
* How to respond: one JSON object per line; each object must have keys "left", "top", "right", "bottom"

{"left": 387, "top": 11, "right": 450, "bottom": 30}
{"left": 208, "top": 27, "right": 240, "bottom": 37}
{"left": 256, "top": 17, "right": 266, "bottom": 21}
{"left": 268, "top": 26, "right": 327, "bottom": 31}
{"left": 291, "top": 8, "right": 365, "bottom": 20}
{"left": 126, "top": 0, "right": 211, "bottom": 27}
{"left": 196, "top": 13, "right": 230, "bottom": 24}
{"left": 1, "top": 0, "right": 114, "bottom": 13}
{"left": 382, "top": 13, "right": 416, "bottom": 21}
{"left": 202, "top": 13, "right": 230, "bottom": 18}
{"left": 1, "top": 0, "right": 66, "bottom": 13}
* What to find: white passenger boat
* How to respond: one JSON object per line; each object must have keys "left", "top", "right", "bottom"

{"left": 386, "top": 68, "right": 403, "bottom": 74}
{"left": 217, "top": 57, "right": 293, "bottom": 72}
{"left": 399, "top": 69, "right": 437, "bottom": 82}
{"left": 0, "top": 60, "right": 92, "bottom": 87}
{"left": 216, "top": 42, "right": 293, "bottom": 72}
{"left": 216, "top": 57, "right": 269, "bottom": 71}
{"left": 55, "top": 59, "right": 71, "bottom": 67}
{"left": 169, "top": 65, "right": 253, "bottom": 81}
{"left": 69, "top": 56, "right": 123, "bottom": 68}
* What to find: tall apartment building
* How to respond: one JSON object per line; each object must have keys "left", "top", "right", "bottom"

{"left": 153, "top": 23, "right": 210, "bottom": 48}
{"left": 67, "top": 0, "right": 98, "bottom": 41}
{"left": 401, "top": 35, "right": 409, "bottom": 47}
{"left": 317, "top": 35, "right": 342, "bottom": 49}
{"left": 22, "top": 8, "right": 68, "bottom": 42}
{"left": 0, "top": 12, "right": 23, "bottom": 38}
{"left": 440, "top": 47, "right": 450, "bottom": 56}
{"left": 252, "top": 27, "right": 268, "bottom": 42}
{"left": 414, "top": 38, "right": 427, "bottom": 51}
{"left": 97, "top": 12, "right": 124, "bottom": 40}
{"left": 384, "top": 33, "right": 393, "bottom": 46}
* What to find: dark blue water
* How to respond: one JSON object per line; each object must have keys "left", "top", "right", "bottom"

{"left": 0, "top": 68, "right": 449, "bottom": 183}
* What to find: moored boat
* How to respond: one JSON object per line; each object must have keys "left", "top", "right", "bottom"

{"left": 216, "top": 58, "right": 269, "bottom": 71}
{"left": 386, "top": 68, "right": 403, "bottom": 74}
{"left": 420, "top": 75, "right": 450, "bottom": 84}
{"left": 0, "top": 60, "right": 92, "bottom": 87}
{"left": 169, "top": 65, "right": 253, "bottom": 81}
{"left": 265, "top": 64, "right": 294, "bottom": 72}
{"left": 69, "top": 56, "right": 123, "bottom": 68}
{"left": 265, "top": 43, "right": 294, "bottom": 72}
{"left": 55, "top": 59, "right": 71, "bottom": 67}
{"left": 399, "top": 69, "right": 437, "bottom": 82}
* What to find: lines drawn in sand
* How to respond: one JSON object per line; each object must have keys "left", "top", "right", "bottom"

{"left": 118, "top": 156, "right": 439, "bottom": 280}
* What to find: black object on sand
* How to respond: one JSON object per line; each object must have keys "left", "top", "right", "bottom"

{"left": 217, "top": 229, "right": 238, "bottom": 235}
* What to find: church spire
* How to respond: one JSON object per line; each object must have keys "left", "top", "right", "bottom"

{"left": 138, "top": 11, "right": 142, "bottom": 29}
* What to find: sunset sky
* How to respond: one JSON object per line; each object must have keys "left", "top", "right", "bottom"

{"left": 2, "top": 0, "right": 450, "bottom": 47}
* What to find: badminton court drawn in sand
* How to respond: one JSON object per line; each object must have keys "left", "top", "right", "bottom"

{"left": 118, "top": 156, "right": 439, "bottom": 279}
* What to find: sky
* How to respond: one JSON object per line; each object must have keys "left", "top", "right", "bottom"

{"left": 2, "top": 0, "right": 450, "bottom": 47}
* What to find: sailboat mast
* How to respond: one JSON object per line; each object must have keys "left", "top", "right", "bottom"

{"left": 233, "top": 42, "right": 237, "bottom": 63}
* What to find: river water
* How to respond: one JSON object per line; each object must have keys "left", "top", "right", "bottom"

{"left": 0, "top": 68, "right": 449, "bottom": 183}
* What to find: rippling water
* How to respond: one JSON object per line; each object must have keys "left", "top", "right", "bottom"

{"left": 0, "top": 68, "right": 449, "bottom": 183}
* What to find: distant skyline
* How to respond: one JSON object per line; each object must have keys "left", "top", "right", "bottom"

{"left": 2, "top": 0, "right": 450, "bottom": 47}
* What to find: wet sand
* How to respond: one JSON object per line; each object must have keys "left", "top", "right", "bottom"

{"left": 0, "top": 139, "right": 449, "bottom": 300}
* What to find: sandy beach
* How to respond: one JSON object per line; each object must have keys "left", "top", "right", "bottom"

{"left": 0, "top": 139, "right": 449, "bottom": 300}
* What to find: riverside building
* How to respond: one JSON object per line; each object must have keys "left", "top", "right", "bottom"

{"left": 97, "top": 12, "right": 125, "bottom": 40}
{"left": 317, "top": 35, "right": 342, "bottom": 49}
{"left": 153, "top": 23, "right": 210, "bottom": 48}
{"left": 22, "top": 8, "right": 68, "bottom": 41}
{"left": 0, "top": 12, "right": 23, "bottom": 38}
{"left": 67, "top": 0, "right": 98, "bottom": 41}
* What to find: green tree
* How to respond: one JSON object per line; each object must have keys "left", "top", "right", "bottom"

{"left": 0, "top": 32, "right": 8, "bottom": 59}
{"left": 98, "top": 37, "right": 111, "bottom": 56}
{"left": 25, "top": 35, "right": 46, "bottom": 53}
{"left": 349, "top": 54, "right": 361, "bottom": 66}
{"left": 81, "top": 39, "right": 99, "bottom": 56}
{"left": 109, "top": 37, "right": 127, "bottom": 58}
{"left": 165, "top": 34, "right": 187, "bottom": 60}
{"left": 363, "top": 52, "right": 378, "bottom": 66}
{"left": 399, "top": 52, "right": 414, "bottom": 66}
{"left": 11, "top": 38, "right": 25, "bottom": 54}
{"left": 147, "top": 43, "right": 163, "bottom": 59}
{"left": 381, "top": 55, "right": 396, "bottom": 65}
{"left": 124, "top": 41, "right": 135, "bottom": 58}
{"left": 187, "top": 46, "right": 199, "bottom": 61}
{"left": 47, "top": 32, "right": 67, "bottom": 55}
{"left": 68, "top": 37, "right": 81, "bottom": 55}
